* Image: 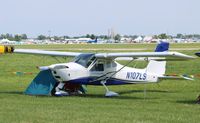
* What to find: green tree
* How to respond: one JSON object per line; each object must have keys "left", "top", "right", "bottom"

{"left": 6, "top": 33, "right": 11, "bottom": 38}
{"left": 21, "top": 34, "right": 27, "bottom": 39}
{"left": 64, "top": 36, "right": 70, "bottom": 39}
{"left": 0, "top": 34, "right": 6, "bottom": 39}
{"left": 158, "top": 33, "right": 168, "bottom": 39}
{"left": 90, "top": 34, "right": 96, "bottom": 39}
{"left": 153, "top": 35, "right": 158, "bottom": 39}
{"left": 114, "top": 34, "right": 121, "bottom": 41}
{"left": 14, "top": 34, "right": 22, "bottom": 41}
{"left": 103, "top": 35, "right": 108, "bottom": 40}
{"left": 176, "top": 34, "right": 184, "bottom": 39}
{"left": 86, "top": 34, "right": 90, "bottom": 38}
{"left": 53, "top": 36, "right": 60, "bottom": 40}
{"left": 37, "top": 35, "right": 46, "bottom": 40}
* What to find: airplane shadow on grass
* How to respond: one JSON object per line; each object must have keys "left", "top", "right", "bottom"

{"left": 118, "top": 89, "right": 174, "bottom": 95}
{"left": 176, "top": 100, "right": 197, "bottom": 105}
{"left": 1, "top": 91, "right": 198, "bottom": 105}
{"left": 80, "top": 89, "right": 174, "bottom": 100}
{"left": 0, "top": 89, "right": 177, "bottom": 100}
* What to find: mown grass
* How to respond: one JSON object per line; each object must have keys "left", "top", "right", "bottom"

{"left": 0, "top": 43, "right": 200, "bottom": 123}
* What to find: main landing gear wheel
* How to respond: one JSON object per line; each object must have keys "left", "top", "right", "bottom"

{"left": 101, "top": 80, "right": 119, "bottom": 97}
{"left": 105, "top": 91, "right": 119, "bottom": 97}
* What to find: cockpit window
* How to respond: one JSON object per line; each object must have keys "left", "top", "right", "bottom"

{"left": 73, "top": 53, "right": 95, "bottom": 68}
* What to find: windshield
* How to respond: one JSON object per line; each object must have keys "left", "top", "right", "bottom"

{"left": 73, "top": 53, "right": 95, "bottom": 68}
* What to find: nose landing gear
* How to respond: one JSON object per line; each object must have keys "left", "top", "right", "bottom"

{"left": 52, "top": 82, "right": 86, "bottom": 96}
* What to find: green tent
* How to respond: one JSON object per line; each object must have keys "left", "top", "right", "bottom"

{"left": 24, "top": 70, "right": 57, "bottom": 95}
{"left": 24, "top": 69, "right": 87, "bottom": 96}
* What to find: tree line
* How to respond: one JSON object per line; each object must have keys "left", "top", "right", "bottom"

{"left": 1, "top": 33, "right": 200, "bottom": 41}
{"left": 0, "top": 33, "right": 27, "bottom": 41}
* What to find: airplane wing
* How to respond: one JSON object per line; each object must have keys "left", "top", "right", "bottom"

{"left": 95, "top": 52, "right": 195, "bottom": 60}
{"left": 14, "top": 49, "right": 81, "bottom": 57}
{"left": 0, "top": 44, "right": 193, "bottom": 60}
{"left": 14, "top": 49, "right": 195, "bottom": 60}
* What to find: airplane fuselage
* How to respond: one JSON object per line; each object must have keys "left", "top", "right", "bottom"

{"left": 48, "top": 61, "right": 159, "bottom": 86}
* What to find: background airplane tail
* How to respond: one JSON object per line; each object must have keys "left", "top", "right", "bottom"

{"left": 155, "top": 41, "right": 169, "bottom": 52}
{"left": 94, "top": 37, "right": 98, "bottom": 43}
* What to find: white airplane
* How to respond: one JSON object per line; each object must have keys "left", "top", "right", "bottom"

{"left": 0, "top": 43, "right": 195, "bottom": 97}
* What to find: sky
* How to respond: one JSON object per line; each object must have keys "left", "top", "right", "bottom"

{"left": 0, "top": 0, "right": 200, "bottom": 37}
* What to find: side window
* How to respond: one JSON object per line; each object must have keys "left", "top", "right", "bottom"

{"left": 112, "top": 62, "right": 117, "bottom": 67}
{"left": 91, "top": 63, "right": 104, "bottom": 71}
{"left": 96, "top": 64, "right": 104, "bottom": 71}
{"left": 106, "top": 61, "right": 112, "bottom": 68}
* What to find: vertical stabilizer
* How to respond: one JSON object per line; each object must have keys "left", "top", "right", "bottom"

{"left": 146, "top": 60, "right": 166, "bottom": 76}
{"left": 155, "top": 41, "right": 169, "bottom": 52}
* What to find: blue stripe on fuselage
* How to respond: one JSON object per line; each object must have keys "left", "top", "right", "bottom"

{"left": 68, "top": 77, "right": 130, "bottom": 86}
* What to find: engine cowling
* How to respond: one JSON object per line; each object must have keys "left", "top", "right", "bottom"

{"left": 0, "top": 45, "right": 14, "bottom": 53}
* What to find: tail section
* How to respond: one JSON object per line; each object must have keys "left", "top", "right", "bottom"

{"left": 155, "top": 41, "right": 169, "bottom": 52}
{"left": 146, "top": 60, "right": 166, "bottom": 76}
{"left": 148, "top": 41, "right": 168, "bottom": 75}
{"left": 146, "top": 42, "right": 194, "bottom": 81}
{"left": 94, "top": 37, "right": 98, "bottom": 43}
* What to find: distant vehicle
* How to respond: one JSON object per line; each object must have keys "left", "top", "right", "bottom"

{"left": 0, "top": 42, "right": 194, "bottom": 97}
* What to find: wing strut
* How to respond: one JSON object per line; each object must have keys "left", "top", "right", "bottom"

{"left": 90, "top": 58, "right": 135, "bottom": 83}
{"left": 100, "top": 59, "right": 135, "bottom": 97}
{"left": 105, "top": 58, "right": 135, "bottom": 81}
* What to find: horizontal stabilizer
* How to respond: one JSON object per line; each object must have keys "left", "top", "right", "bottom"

{"left": 159, "top": 74, "right": 194, "bottom": 80}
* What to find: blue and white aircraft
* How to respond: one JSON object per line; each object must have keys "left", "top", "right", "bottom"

{"left": 87, "top": 38, "right": 98, "bottom": 43}
{"left": 7, "top": 42, "right": 193, "bottom": 97}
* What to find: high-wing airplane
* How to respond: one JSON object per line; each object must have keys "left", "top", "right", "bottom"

{"left": 0, "top": 42, "right": 195, "bottom": 97}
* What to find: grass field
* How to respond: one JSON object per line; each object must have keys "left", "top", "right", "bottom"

{"left": 0, "top": 43, "right": 200, "bottom": 123}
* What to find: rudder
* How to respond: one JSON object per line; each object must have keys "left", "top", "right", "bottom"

{"left": 146, "top": 60, "right": 166, "bottom": 76}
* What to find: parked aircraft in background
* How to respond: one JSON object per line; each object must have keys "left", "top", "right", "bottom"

{"left": 87, "top": 38, "right": 98, "bottom": 43}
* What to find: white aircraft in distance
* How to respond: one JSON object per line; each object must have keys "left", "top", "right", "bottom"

{"left": 0, "top": 42, "right": 195, "bottom": 97}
